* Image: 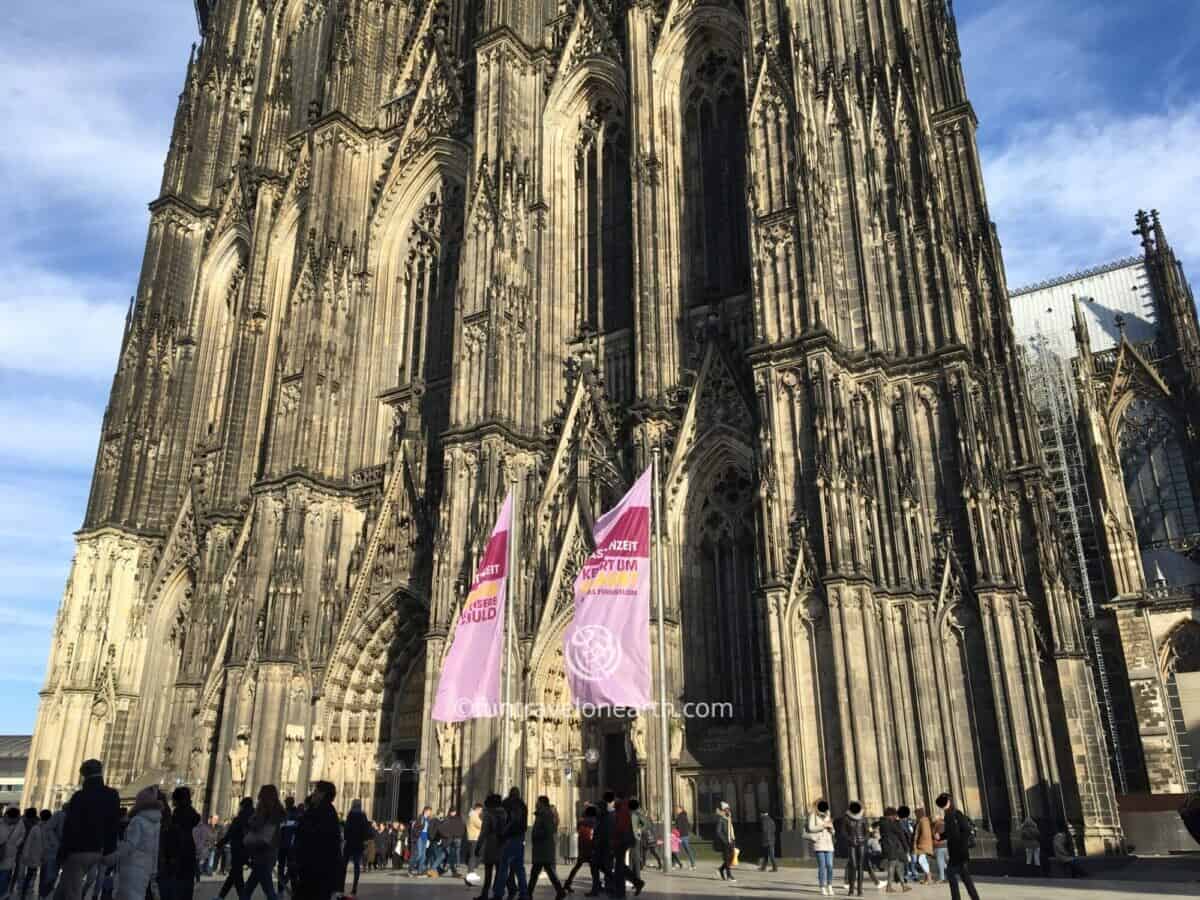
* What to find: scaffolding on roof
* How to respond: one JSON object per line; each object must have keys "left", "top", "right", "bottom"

{"left": 1023, "top": 327, "right": 1128, "bottom": 794}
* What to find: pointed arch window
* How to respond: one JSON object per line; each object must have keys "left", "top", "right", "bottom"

{"left": 682, "top": 465, "right": 771, "bottom": 725}
{"left": 576, "top": 105, "right": 633, "bottom": 335}
{"left": 1119, "top": 397, "right": 1200, "bottom": 546}
{"left": 682, "top": 49, "right": 751, "bottom": 305}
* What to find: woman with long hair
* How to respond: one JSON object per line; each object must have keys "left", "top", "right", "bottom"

{"left": 240, "top": 786, "right": 285, "bottom": 900}
{"left": 215, "top": 798, "right": 255, "bottom": 900}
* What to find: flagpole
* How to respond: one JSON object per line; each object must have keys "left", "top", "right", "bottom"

{"left": 502, "top": 478, "right": 521, "bottom": 792}
{"left": 651, "top": 447, "right": 673, "bottom": 878}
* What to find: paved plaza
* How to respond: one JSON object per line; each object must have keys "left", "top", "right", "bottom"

{"left": 205, "top": 858, "right": 1200, "bottom": 900}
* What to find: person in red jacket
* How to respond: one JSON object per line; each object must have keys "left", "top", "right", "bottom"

{"left": 563, "top": 806, "right": 597, "bottom": 894}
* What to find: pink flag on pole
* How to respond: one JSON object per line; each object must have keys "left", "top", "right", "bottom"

{"left": 431, "top": 494, "right": 512, "bottom": 721}
{"left": 565, "top": 467, "right": 654, "bottom": 709}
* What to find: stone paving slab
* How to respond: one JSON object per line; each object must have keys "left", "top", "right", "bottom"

{"left": 237, "top": 862, "right": 1200, "bottom": 900}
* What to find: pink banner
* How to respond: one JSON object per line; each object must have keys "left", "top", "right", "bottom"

{"left": 431, "top": 494, "right": 512, "bottom": 721}
{"left": 565, "top": 467, "right": 654, "bottom": 709}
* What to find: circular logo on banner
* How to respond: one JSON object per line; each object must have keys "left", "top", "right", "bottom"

{"left": 565, "top": 624, "right": 623, "bottom": 682}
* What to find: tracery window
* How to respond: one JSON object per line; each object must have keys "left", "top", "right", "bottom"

{"left": 683, "top": 466, "right": 770, "bottom": 725}
{"left": 682, "top": 49, "right": 751, "bottom": 305}
{"left": 1119, "top": 397, "right": 1200, "bottom": 547}
{"left": 576, "top": 106, "right": 633, "bottom": 334}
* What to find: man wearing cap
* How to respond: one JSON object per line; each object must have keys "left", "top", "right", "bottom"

{"left": 53, "top": 759, "right": 121, "bottom": 900}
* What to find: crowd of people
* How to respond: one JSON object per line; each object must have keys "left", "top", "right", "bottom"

{"left": 803, "top": 796, "right": 980, "bottom": 899}
{"left": 2, "top": 760, "right": 1091, "bottom": 900}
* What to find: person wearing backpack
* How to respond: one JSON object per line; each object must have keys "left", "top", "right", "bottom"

{"left": 240, "top": 786, "right": 285, "bottom": 900}
{"left": 934, "top": 794, "right": 979, "bottom": 900}
{"left": 1018, "top": 816, "right": 1040, "bottom": 868}
{"left": 562, "top": 805, "right": 596, "bottom": 894}
{"left": 215, "top": 798, "right": 254, "bottom": 900}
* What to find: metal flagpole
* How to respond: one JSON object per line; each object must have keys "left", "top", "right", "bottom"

{"left": 651, "top": 447, "right": 673, "bottom": 878}
{"left": 501, "top": 478, "right": 521, "bottom": 792}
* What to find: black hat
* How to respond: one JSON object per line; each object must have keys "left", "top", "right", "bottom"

{"left": 80, "top": 759, "right": 103, "bottom": 778}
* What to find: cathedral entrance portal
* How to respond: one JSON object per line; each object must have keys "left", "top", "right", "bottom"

{"left": 600, "top": 729, "right": 638, "bottom": 798}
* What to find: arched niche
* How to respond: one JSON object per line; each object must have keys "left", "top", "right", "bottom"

{"left": 134, "top": 565, "right": 196, "bottom": 773}
{"left": 190, "top": 234, "right": 249, "bottom": 441}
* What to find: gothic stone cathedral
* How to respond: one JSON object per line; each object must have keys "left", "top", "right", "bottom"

{"left": 27, "top": 0, "right": 1124, "bottom": 852}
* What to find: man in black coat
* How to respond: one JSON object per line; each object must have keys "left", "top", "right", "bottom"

{"left": 164, "top": 787, "right": 201, "bottom": 900}
{"left": 294, "top": 783, "right": 343, "bottom": 900}
{"left": 935, "top": 794, "right": 980, "bottom": 900}
{"left": 757, "top": 812, "right": 778, "bottom": 872}
{"left": 878, "top": 808, "right": 909, "bottom": 892}
{"left": 54, "top": 760, "right": 121, "bottom": 900}
{"left": 589, "top": 793, "right": 615, "bottom": 897}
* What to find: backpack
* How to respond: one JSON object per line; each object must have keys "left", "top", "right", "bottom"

{"left": 954, "top": 810, "right": 977, "bottom": 849}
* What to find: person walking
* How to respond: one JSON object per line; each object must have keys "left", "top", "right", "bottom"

{"left": 409, "top": 808, "right": 433, "bottom": 877}
{"left": 215, "top": 799, "right": 253, "bottom": 900}
{"left": 239, "top": 786, "right": 284, "bottom": 900}
{"left": 878, "top": 809, "right": 910, "bottom": 893}
{"left": 758, "top": 811, "right": 778, "bottom": 873}
{"left": 340, "top": 800, "right": 370, "bottom": 896}
{"left": 491, "top": 789, "right": 529, "bottom": 900}
{"left": 39, "top": 809, "right": 64, "bottom": 900}
{"left": 934, "top": 795, "right": 979, "bottom": 900}
{"left": 590, "top": 794, "right": 614, "bottom": 897}
{"left": 713, "top": 802, "right": 735, "bottom": 883}
{"left": 563, "top": 805, "right": 597, "bottom": 894}
{"left": 474, "top": 795, "right": 506, "bottom": 900}
{"left": 192, "top": 819, "right": 214, "bottom": 880}
{"left": 528, "top": 797, "right": 565, "bottom": 899}
{"left": 912, "top": 809, "right": 933, "bottom": 885}
{"left": 667, "top": 828, "right": 681, "bottom": 871}
{"left": 1019, "top": 817, "right": 1039, "bottom": 869}
{"left": 624, "top": 799, "right": 647, "bottom": 891}
{"left": 53, "top": 760, "right": 121, "bottom": 900}
{"left": 291, "top": 783, "right": 340, "bottom": 900}
{"left": 162, "top": 787, "right": 201, "bottom": 900}
{"left": 1, "top": 807, "right": 28, "bottom": 898}
{"left": 671, "top": 807, "right": 694, "bottom": 871}
{"left": 17, "top": 807, "right": 45, "bottom": 900}
{"left": 464, "top": 804, "right": 483, "bottom": 877}
{"left": 437, "top": 809, "right": 465, "bottom": 877}
{"left": 107, "top": 787, "right": 161, "bottom": 900}
{"left": 277, "top": 800, "right": 299, "bottom": 897}
{"left": 805, "top": 801, "right": 834, "bottom": 894}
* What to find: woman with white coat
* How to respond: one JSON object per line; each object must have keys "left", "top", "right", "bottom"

{"left": 108, "top": 787, "right": 163, "bottom": 900}
{"left": 806, "top": 800, "right": 836, "bottom": 896}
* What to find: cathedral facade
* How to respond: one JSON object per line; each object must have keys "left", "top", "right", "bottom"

{"left": 27, "top": 0, "right": 1122, "bottom": 852}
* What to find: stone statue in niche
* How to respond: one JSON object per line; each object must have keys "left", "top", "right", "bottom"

{"left": 229, "top": 734, "right": 250, "bottom": 787}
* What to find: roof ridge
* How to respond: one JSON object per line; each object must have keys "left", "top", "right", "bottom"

{"left": 1008, "top": 255, "right": 1144, "bottom": 298}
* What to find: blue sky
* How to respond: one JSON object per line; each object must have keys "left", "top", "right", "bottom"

{"left": 0, "top": 1, "right": 1197, "bottom": 733}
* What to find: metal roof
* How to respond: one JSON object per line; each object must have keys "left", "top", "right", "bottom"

{"left": 0, "top": 736, "right": 32, "bottom": 758}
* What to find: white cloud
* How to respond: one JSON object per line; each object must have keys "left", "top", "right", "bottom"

{"left": 982, "top": 104, "right": 1200, "bottom": 288}
{"left": 0, "top": 390, "right": 105, "bottom": 471}
{"left": 0, "top": 604, "right": 55, "bottom": 629}
{"left": 0, "top": 264, "right": 127, "bottom": 381}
